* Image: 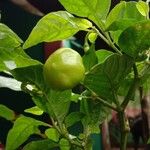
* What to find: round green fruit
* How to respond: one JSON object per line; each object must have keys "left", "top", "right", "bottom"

{"left": 43, "top": 48, "right": 85, "bottom": 90}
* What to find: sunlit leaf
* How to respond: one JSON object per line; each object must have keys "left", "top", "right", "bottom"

{"left": 0, "top": 76, "right": 21, "bottom": 91}
{"left": 59, "top": 0, "right": 111, "bottom": 28}
{"left": 136, "top": 1, "right": 149, "bottom": 17}
{"left": 0, "top": 23, "right": 23, "bottom": 49}
{"left": 6, "top": 116, "right": 49, "bottom": 150}
{"left": 45, "top": 128, "right": 60, "bottom": 142}
{"left": 0, "top": 47, "right": 41, "bottom": 72}
{"left": 23, "top": 11, "right": 92, "bottom": 49}
{"left": 0, "top": 104, "right": 15, "bottom": 121}
{"left": 24, "top": 106, "right": 43, "bottom": 115}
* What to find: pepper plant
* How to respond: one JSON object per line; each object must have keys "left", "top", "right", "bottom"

{"left": 0, "top": 0, "right": 150, "bottom": 150}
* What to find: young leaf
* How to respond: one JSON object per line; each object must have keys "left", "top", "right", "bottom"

{"left": 70, "top": 93, "right": 80, "bottom": 103}
{"left": 65, "top": 112, "right": 85, "bottom": 128}
{"left": 45, "top": 128, "right": 60, "bottom": 142}
{"left": 0, "top": 76, "right": 21, "bottom": 91}
{"left": 59, "top": 138, "right": 70, "bottom": 150}
{"left": 24, "top": 106, "right": 43, "bottom": 116}
{"left": 59, "top": 0, "right": 111, "bottom": 27}
{"left": 0, "top": 23, "right": 23, "bottom": 49}
{"left": 23, "top": 139, "right": 59, "bottom": 150}
{"left": 136, "top": 1, "right": 149, "bottom": 17}
{"left": 84, "top": 54, "right": 133, "bottom": 101}
{"left": 88, "top": 32, "right": 97, "bottom": 43}
{"left": 23, "top": 11, "right": 92, "bottom": 49}
{"left": 0, "top": 104, "right": 15, "bottom": 121}
{"left": 118, "top": 20, "right": 150, "bottom": 59}
{"left": 5, "top": 116, "right": 49, "bottom": 150}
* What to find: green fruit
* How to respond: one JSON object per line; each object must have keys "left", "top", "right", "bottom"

{"left": 43, "top": 48, "right": 85, "bottom": 90}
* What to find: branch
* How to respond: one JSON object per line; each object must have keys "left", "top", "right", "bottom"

{"left": 121, "top": 64, "right": 139, "bottom": 110}
{"left": 82, "top": 96, "right": 118, "bottom": 112}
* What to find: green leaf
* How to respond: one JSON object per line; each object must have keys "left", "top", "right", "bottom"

{"left": 46, "top": 90, "right": 71, "bottom": 123}
{"left": 59, "top": 138, "right": 70, "bottom": 150}
{"left": 83, "top": 44, "right": 98, "bottom": 72}
{"left": 70, "top": 93, "right": 80, "bottom": 103}
{"left": 106, "top": 19, "right": 138, "bottom": 31}
{"left": 11, "top": 65, "right": 71, "bottom": 122}
{"left": 24, "top": 106, "right": 43, "bottom": 116}
{"left": 23, "top": 11, "right": 92, "bottom": 49}
{"left": 11, "top": 64, "right": 49, "bottom": 113}
{"left": 106, "top": 1, "right": 146, "bottom": 28}
{"left": 0, "top": 23, "right": 23, "bottom": 49}
{"left": 80, "top": 97, "right": 109, "bottom": 134}
{"left": 95, "top": 49, "right": 113, "bottom": 64}
{"left": 45, "top": 128, "right": 60, "bottom": 142}
{"left": 11, "top": 64, "right": 45, "bottom": 90}
{"left": 5, "top": 116, "right": 49, "bottom": 150}
{"left": 59, "top": 0, "right": 111, "bottom": 27}
{"left": 0, "top": 104, "right": 15, "bottom": 121}
{"left": 118, "top": 20, "right": 150, "bottom": 59}
{"left": 136, "top": 1, "right": 149, "bottom": 17}
{"left": 23, "top": 139, "right": 59, "bottom": 150}
{"left": 84, "top": 54, "right": 133, "bottom": 101}
{"left": 0, "top": 24, "right": 40, "bottom": 72}
{"left": 106, "top": 1, "right": 146, "bottom": 44}
{"left": 88, "top": 32, "right": 97, "bottom": 43}
{"left": 118, "top": 77, "right": 133, "bottom": 96}
{"left": 65, "top": 112, "right": 85, "bottom": 128}
{"left": 0, "top": 47, "right": 41, "bottom": 72}
{"left": 0, "top": 76, "right": 21, "bottom": 91}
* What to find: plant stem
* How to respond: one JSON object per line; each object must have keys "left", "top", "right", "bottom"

{"left": 118, "top": 111, "right": 128, "bottom": 150}
{"left": 96, "top": 96, "right": 119, "bottom": 111}
{"left": 118, "top": 64, "right": 139, "bottom": 150}
{"left": 104, "top": 32, "right": 122, "bottom": 55}
{"left": 121, "top": 64, "right": 139, "bottom": 110}
{"left": 51, "top": 117, "right": 84, "bottom": 149}
{"left": 92, "top": 26, "right": 122, "bottom": 55}
{"left": 92, "top": 27, "right": 110, "bottom": 46}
